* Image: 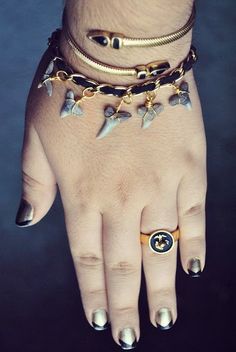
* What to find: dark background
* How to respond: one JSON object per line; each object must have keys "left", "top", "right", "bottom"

{"left": 0, "top": 1, "right": 235, "bottom": 351}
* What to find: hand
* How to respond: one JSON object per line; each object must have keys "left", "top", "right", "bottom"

{"left": 15, "top": 1, "right": 207, "bottom": 349}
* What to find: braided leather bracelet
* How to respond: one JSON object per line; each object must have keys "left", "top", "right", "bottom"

{"left": 38, "top": 29, "right": 198, "bottom": 139}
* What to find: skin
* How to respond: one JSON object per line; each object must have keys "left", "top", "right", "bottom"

{"left": 18, "top": 0, "right": 207, "bottom": 348}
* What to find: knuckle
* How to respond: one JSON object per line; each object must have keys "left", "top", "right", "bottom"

{"left": 113, "top": 177, "right": 133, "bottom": 206}
{"left": 184, "top": 150, "right": 199, "bottom": 165}
{"left": 84, "top": 288, "right": 106, "bottom": 298}
{"left": 152, "top": 288, "right": 175, "bottom": 300}
{"left": 63, "top": 176, "right": 97, "bottom": 212}
{"left": 73, "top": 252, "right": 104, "bottom": 269}
{"left": 146, "top": 248, "right": 175, "bottom": 262}
{"left": 184, "top": 141, "right": 207, "bottom": 165}
{"left": 181, "top": 201, "right": 205, "bottom": 217}
{"left": 186, "top": 235, "right": 205, "bottom": 247}
{"left": 22, "top": 170, "right": 44, "bottom": 190}
{"left": 108, "top": 261, "right": 139, "bottom": 276}
{"left": 74, "top": 179, "right": 94, "bottom": 205}
{"left": 114, "top": 306, "right": 137, "bottom": 315}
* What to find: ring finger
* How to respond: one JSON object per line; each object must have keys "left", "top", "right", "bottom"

{"left": 141, "top": 186, "right": 178, "bottom": 330}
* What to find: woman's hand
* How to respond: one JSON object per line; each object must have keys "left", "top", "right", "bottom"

{"left": 15, "top": 0, "right": 207, "bottom": 349}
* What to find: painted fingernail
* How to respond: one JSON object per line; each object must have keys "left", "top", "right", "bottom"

{"left": 187, "top": 257, "right": 202, "bottom": 277}
{"left": 118, "top": 327, "right": 137, "bottom": 350}
{"left": 15, "top": 199, "right": 34, "bottom": 227}
{"left": 92, "top": 309, "right": 109, "bottom": 331}
{"left": 155, "top": 307, "right": 173, "bottom": 330}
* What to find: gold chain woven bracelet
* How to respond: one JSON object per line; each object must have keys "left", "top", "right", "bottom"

{"left": 62, "top": 5, "right": 195, "bottom": 78}
{"left": 38, "top": 30, "right": 197, "bottom": 140}
{"left": 64, "top": 4, "right": 195, "bottom": 51}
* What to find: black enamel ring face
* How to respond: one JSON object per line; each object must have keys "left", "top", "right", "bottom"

{"left": 149, "top": 230, "right": 174, "bottom": 254}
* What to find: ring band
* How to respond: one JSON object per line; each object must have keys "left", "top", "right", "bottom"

{"left": 140, "top": 228, "right": 180, "bottom": 254}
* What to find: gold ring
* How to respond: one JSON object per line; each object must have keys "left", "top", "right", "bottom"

{"left": 140, "top": 228, "right": 180, "bottom": 254}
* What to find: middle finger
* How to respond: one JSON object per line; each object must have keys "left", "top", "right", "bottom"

{"left": 103, "top": 205, "right": 142, "bottom": 350}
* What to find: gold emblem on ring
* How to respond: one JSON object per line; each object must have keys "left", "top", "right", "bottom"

{"left": 149, "top": 230, "right": 174, "bottom": 254}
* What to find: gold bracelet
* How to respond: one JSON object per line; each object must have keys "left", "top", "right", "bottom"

{"left": 63, "top": 14, "right": 170, "bottom": 79}
{"left": 62, "top": 6, "right": 195, "bottom": 78}
{"left": 87, "top": 5, "right": 195, "bottom": 49}
{"left": 38, "top": 28, "right": 197, "bottom": 140}
{"left": 65, "top": 32, "right": 169, "bottom": 79}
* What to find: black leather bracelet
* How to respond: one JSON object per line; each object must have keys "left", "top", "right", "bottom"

{"left": 47, "top": 29, "right": 197, "bottom": 98}
{"left": 38, "top": 29, "right": 198, "bottom": 140}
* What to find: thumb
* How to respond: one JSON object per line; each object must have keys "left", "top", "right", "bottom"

{"left": 15, "top": 123, "right": 57, "bottom": 227}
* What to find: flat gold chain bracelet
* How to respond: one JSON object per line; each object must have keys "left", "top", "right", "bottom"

{"left": 39, "top": 30, "right": 197, "bottom": 140}
{"left": 63, "top": 23, "right": 169, "bottom": 79}
{"left": 62, "top": 5, "right": 195, "bottom": 78}
{"left": 87, "top": 5, "right": 195, "bottom": 49}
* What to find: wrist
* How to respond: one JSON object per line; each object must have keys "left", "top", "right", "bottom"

{"left": 59, "top": 0, "right": 195, "bottom": 85}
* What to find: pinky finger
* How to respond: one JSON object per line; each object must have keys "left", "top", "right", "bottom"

{"left": 177, "top": 162, "right": 207, "bottom": 277}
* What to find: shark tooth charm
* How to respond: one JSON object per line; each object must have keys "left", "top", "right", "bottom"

{"left": 169, "top": 81, "right": 192, "bottom": 110}
{"left": 37, "top": 59, "right": 55, "bottom": 96}
{"left": 96, "top": 105, "right": 132, "bottom": 139}
{"left": 60, "top": 90, "right": 83, "bottom": 118}
{"left": 137, "top": 92, "right": 164, "bottom": 129}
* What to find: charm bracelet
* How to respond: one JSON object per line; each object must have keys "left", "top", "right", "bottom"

{"left": 38, "top": 29, "right": 198, "bottom": 139}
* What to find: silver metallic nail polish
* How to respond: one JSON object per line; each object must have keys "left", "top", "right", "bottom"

{"left": 155, "top": 307, "right": 173, "bottom": 330}
{"left": 118, "top": 327, "right": 137, "bottom": 350}
{"left": 92, "top": 309, "right": 109, "bottom": 331}
{"left": 188, "top": 257, "right": 202, "bottom": 277}
{"left": 15, "top": 199, "right": 34, "bottom": 227}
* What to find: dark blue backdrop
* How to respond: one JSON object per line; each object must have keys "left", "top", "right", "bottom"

{"left": 0, "top": 1, "right": 235, "bottom": 351}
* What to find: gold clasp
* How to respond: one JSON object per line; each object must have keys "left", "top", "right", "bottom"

{"left": 55, "top": 70, "right": 71, "bottom": 81}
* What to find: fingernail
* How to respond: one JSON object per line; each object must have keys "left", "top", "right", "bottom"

{"left": 15, "top": 199, "right": 34, "bottom": 227}
{"left": 118, "top": 327, "right": 137, "bottom": 350}
{"left": 187, "top": 257, "right": 202, "bottom": 277}
{"left": 92, "top": 309, "right": 109, "bottom": 331}
{"left": 155, "top": 307, "right": 173, "bottom": 330}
